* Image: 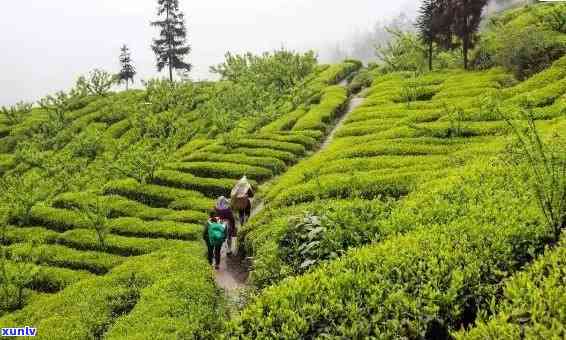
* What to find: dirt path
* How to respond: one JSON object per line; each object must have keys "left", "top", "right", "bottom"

{"left": 214, "top": 86, "right": 364, "bottom": 295}
{"left": 214, "top": 200, "right": 264, "bottom": 293}
{"left": 322, "top": 96, "right": 364, "bottom": 150}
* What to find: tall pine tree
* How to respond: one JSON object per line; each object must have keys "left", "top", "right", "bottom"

{"left": 118, "top": 45, "right": 136, "bottom": 90}
{"left": 151, "top": 0, "right": 192, "bottom": 82}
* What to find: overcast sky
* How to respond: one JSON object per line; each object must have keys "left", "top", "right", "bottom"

{"left": 0, "top": 0, "right": 420, "bottom": 106}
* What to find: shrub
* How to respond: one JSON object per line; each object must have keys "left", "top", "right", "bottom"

{"left": 103, "top": 179, "right": 210, "bottom": 209}
{"left": 152, "top": 170, "right": 241, "bottom": 198}
{"left": 272, "top": 170, "right": 425, "bottom": 206}
{"left": 260, "top": 108, "right": 308, "bottom": 133}
{"left": 108, "top": 217, "right": 201, "bottom": 241}
{"left": 103, "top": 119, "right": 131, "bottom": 139}
{"left": 495, "top": 26, "right": 566, "bottom": 80}
{"left": 279, "top": 200, "right": 392, "bottom": 276}
{"left": 0, "top": 245, "right": 222, "bottom": 340}
{"left": 28, "top": 205, "right": 89, "bottom": 232}
{"left": 166, "top": 161, "right": 273, "bottom": 182}
{"left": 292, "top": 86, "right": 348, "bottom": 131}
{"left": 457, "top": 238, "right": 566, "bottom": 340}
{"left": 53, "top": 192, "right": 208, "bottom": 223}
{"left": 252, "top": 133, "right": 318, "bottom": 148}
{"left": 7, "top": 243, "right": 125, "bottom": 275}
{"left": 228, "top": 165, "right": 551, "bottom": 339}
{"left": 57, "top": 229, "right": 183, "bottom": 257}
{"left": 226, "top": 138, "right": 306, "bottom": 155}
{"left": 24, "top": 263, "right": 94, "bottom": 294}
{"left": 348, "top": 68, "right": 374, "bottom": 94}
{"left": 184, "top": 152, "right": 286, "bottom": 174}
{"left": 201, "top": 144, "right": 297, "bottom": 164}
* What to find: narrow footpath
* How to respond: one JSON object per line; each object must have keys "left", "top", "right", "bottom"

{"left": 214, "top": 90, "right": 365, "bottom": 297}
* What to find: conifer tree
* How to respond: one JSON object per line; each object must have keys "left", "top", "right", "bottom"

{"left": 118, "top": 45, "right": 136, "bottom": 90}
{"left": 151, "top": 0, "right": 192, "bottom": 82}
{"left": 416, "top": 0, "right": 439, "bottom": 71}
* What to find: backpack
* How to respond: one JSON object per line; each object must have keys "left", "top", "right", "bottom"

{"left": 208, "top": 221, "right": 226, "bottom": 247}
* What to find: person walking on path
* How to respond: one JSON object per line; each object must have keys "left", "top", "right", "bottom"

{"left": 231, "top": 176, "right": 254, "bottom": 227}
{"left": 203, "top": 211, "right": 227, "bottom": 269}
{"left": 215, "top": 196, "right": 237, "bottom": 255}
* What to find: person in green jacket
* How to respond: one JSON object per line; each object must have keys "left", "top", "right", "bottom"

{"left": 203, "top": 211, "right": 227, "bottom": 269}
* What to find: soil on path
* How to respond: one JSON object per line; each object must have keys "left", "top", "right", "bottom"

{"left": 213, "top": 89, "right": 365, "bottom": 295}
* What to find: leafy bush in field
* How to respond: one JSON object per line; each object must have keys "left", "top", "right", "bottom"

{"left": 108, "top": 217, "right": 201, "bottom": 241}
{"left": 503, "top": 109, "right": 566, "bottom": 242}
{"left": 75, "top": 69, "right": 117, "bottom": 97}
{"left": 103, "top": 178, "right": 211, "bottom": 209}
{"left": 457, "top": 237, "right": 566, "bottom": 340}
{"left": 292, "top": 86, "right": 348, "bottom": 131}
{"left": 56, "top": 229, "right": 183, "bottom": 257}
{"left": 278, "top": 200, "right": 392, "bottom": 274}
{"left": 260, "top": 108, "right": 307, "bottom": 132}
{"left": 226, "top": 146, "right": 297, "bottom": 164}
{"left": 474, "top": 3, "right": 566, "bottom": 78}
{"left": 184, "top": 152, "right": 286, "bottom": 174}
{"left": 7, "top": 243, "right": 125, "bottom": 275}
{"left": 348, "top": 68, "right": 375, "bottom": 94}
{"left": 252, "top": 132, "right": 318, "bottom": 148}
{"left": 0, "top": 102, "right": 33, "bottom": 125}
{"left": 152, "top": 170, "right": 242, "bottom": 198}
{"left": 228, "top": 164, "right": 552, "bottom": 339}
{"left": 495, "top": 26, "right": 566, "bottom": 80}
{"left": 0, "top": 245, "right": 222, "bottom": 340}
{"left": 225, "top": 138, "right": 306, "bottom": 155}
{"left": 166, "top": 161, "right": 273, "bottom": 182}
{"left": 377, "top": 28, "right": 428, "bottom": 73}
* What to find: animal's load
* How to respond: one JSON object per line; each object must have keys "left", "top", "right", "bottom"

{"left": 231, "top": 176, "right": 251, "bottom": 210}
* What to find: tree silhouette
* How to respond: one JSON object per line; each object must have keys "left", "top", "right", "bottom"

{"left": 151, "top": 0, "right": 192, "bottom": 82}
{"left": 118, "top": 45, "right": 136, "bottom": 90}
{"left": 417, "top": 0, "right": 441, "bottom": 71}
{"left": 450, "top": 0, "right": 489, "bottom": 70}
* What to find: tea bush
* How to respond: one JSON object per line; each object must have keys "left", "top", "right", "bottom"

{"left": 457, "top": 236, "right": 566, "bottom": 340}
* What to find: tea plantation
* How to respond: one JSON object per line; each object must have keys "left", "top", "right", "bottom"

{"left": 1, "top": 2, "right": 565, "bottom": 339}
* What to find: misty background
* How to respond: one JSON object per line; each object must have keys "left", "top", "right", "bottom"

{"left": 0, "top": 0, "right": 525, "bottom": 106}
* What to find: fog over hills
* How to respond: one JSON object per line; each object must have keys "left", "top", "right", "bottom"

{"left": 0, "top": 0, "right": 530, "bottom": 106}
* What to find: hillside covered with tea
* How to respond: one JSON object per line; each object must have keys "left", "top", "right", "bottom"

{"left": 1, "top": 2, "right": 565, "bottom": 339}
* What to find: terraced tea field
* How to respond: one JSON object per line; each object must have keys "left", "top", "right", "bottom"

{"left": 0, "top": 61, "right": 361, "bottom": 338}
{"left": 233, "top": 56, "right": 566, "bottom": 338}
{"left": 1, "top": 3, "right": 566, "bottom": 339}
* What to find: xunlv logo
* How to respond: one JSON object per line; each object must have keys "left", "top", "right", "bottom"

{"left": 1, "top": 327, "right": 37, "bottom": 337}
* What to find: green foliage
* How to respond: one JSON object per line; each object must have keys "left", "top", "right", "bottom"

{"left": 76, "top": 197, "right": 111, "bottom": 251}
{"left": 103, "top": 178, "right": 210, "bottom": 209}
{"left": 7, "top": 243, "right": 125, "bottom": 275}
{"left": 166, "top": 161, "right": 272, "bottom": 182}
{"left": 0, "top": 102, "right": 33, "bottom": 125}
{"left": 292, "top": 85, "right": 348, "bottom": 131}
{"left": 279, "top": 200, "right": 392, "bottom": 276}
{"left": 211, "top": 49, "right": 317, "bottom": 96}
{"left": 457, "top": 237, "right": 566, "bottom": 340}
{"left": 504, "top": 108, "right": 566, "bottom": 242}
{"left": 0, "top": 245, "right": 222, "bottom": 340}
{"left": 0, "top": 241, "right": 40, "bottom": 314}
{"left": 153, "top": 170, "right": 245, "bottom": 198}
{"left": 377, "top": 28, "right": 428, "bottom": 73}
{"left": 203, "top": 49, "right": 318, "bottom": 135}
{"left": 229, "top": 164, "right": 551, "bottom": 338}
{"left": 184, "top": 152, "right": 286, "bottom": 174}
{"left": 496, "top": 25, "right": 566, "bottom": 80}
{"left": 75, "top": 69, "right": 117, "bottom": 97}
